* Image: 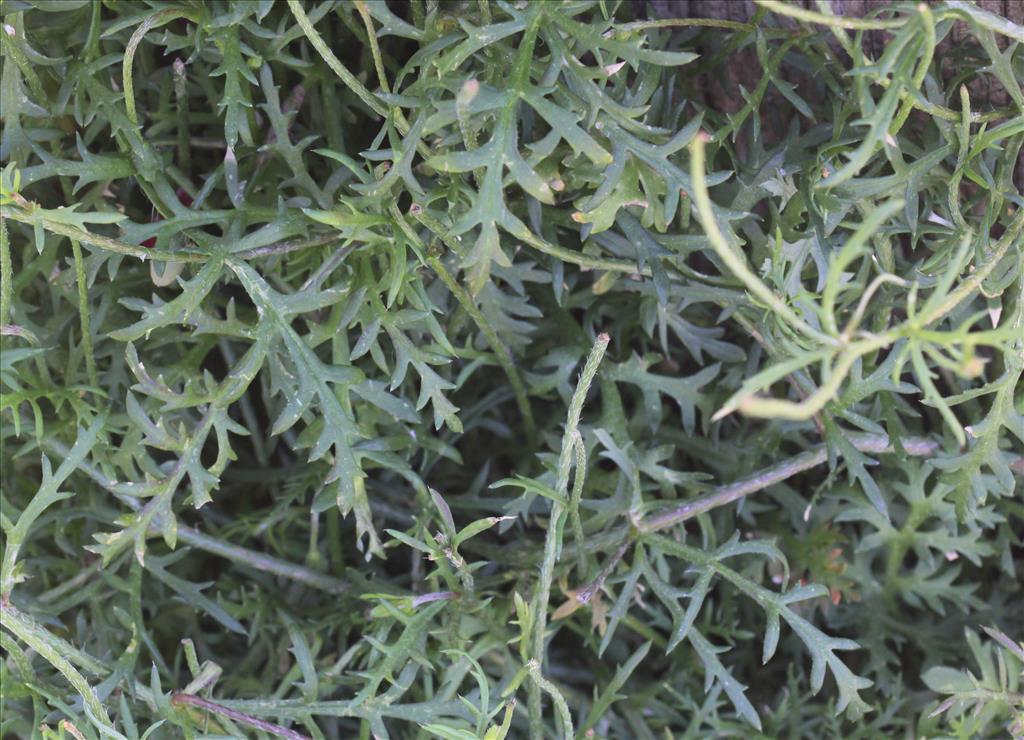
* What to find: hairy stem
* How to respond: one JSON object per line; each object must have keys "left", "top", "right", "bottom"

{"left": 529, "top": 333, "right": 608, "bottom": 737}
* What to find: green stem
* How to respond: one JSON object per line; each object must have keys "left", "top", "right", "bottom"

{"left": 70, "top": 239, "right": 98, "bottom": 389}
{"left": 234, "top": 232, "right": 342, "bottom": 260}
{"left": 84, "top": 0, "right": 102, "bottom": 62}
{"left": 353, "top": 1, "right": 390, "bottom": 95}
{"left": 529, "top": 664, "right": 574, "bottom": 740}
{"left": 513, "top": 224, "right": 649, "bottom": 275}
{"left": 0, "top": 26, "right": 46, "bottom": 104}
{"left": 39, "top": 436, "right": 349, "bottom": 595}
{"left": 569, "top": 432, "right": 587, "bottom": 574}
{"left": 773, "top": 0, "right": 1015, "bottom": 123}
{"left": 757, "top": 0, "right": 905, "bottom": 30}
{"left": 428, "top": 252, "right": 537, "bottom": 442}
{"left": 399, "top": 205, "right": 536, "bottom": 443}
{"left": 728, "top": 334, "right": 894, "bottom": 421}
{"left": 689, "top": 133, "right": 836, "bottom": 347}
{"left": 0, "top": 604, "right": 114, "bottom": 731}
{"left": 890, "top": 4, "right": 934, "bottom": 136}
{"left": 0, "top": 215, "right": 11, "bottom": 327}
{"left": 477, "top": 0, "right": 492, "bottom": 24}
{"left": 530, "top": 333, "right": 609, "bottom": 737}
{"left": 286, "top": 0, "right": 388, "bottom": 119}
{"left": 1, "top": 204, "right": 204, "bottom": 262}
{"left": 123, "top": 8, "right": 199, "bottom": 127}
{"left": 36, "top": 559, "right": 105, "bottom": 605}
{"left": 618, "top": 18, "right": 755, "bottom": 31}
{"left": 638, "top": 433, "right": 942, "bottom": 534}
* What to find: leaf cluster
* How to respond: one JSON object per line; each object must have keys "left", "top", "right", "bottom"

{"left": 1, "top": 1, "right": 1022, "bottom": 738}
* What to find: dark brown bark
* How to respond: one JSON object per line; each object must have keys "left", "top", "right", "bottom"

{"left": 645, "top": 0, "right": 1023, "bottom": 111}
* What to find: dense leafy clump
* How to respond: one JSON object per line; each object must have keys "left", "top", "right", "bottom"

{"left": 1, "top": 0, "right": 1023, "bottom": 737}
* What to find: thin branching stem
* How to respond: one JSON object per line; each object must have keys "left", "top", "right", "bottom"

{"left": 638, "top": 433, "right": 942, "bottom": 534}
{"left": 40, "top": 436, "right": 349, "bottom": 594}
{"left": 399, "top": 205, "right": 537, "bottom": 443}
{"left": 171, "top": 693, "right": 312, "bottom": 740}
{"left": 557, "top": 432, "right": 1024, "bottom": 564}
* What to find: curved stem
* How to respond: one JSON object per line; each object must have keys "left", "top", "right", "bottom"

{"left": 123, "top": 9, "right": 198, "bottom": 127}
{"left": 286, "top": 0, "right": 388, "bottom": 119}
{"left": 689, "top": 133, "right": 836, "bottom": 347}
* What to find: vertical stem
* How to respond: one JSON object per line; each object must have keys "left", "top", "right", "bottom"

{"left": 173, "top": 58, "right": 191, "bottom": 176}
{"left": 327, "top": 506, "right": 345, "bottom": 576}
{"left": 71, "top": 239, "right": 98, "bottom": 389}
{"left": 85, "top": 0, "right": 102, "bottom": 62}
{"left": 0, "top": 215, "right": 11, "bottom": 327}
{"left": 410, "top": 0, "right": 425, "bottom": 29}
{"left": 123, "top": 9, "right": 194, "bottom": 127}
{"left": 353, "top": 1, "right": 391, "bottom": 94}
{"left": 529, "top": 333, "right": 609, "bottom": 737}
{"left": 889, "top": 4, "right": 934, "bottom": 136}
{"left": 569, "top": 432, "right": 587, "bottom": 574}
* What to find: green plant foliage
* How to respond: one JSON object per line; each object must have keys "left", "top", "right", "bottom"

{"left": 1, "top": 0, "right": 1023, "bottom": 737}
